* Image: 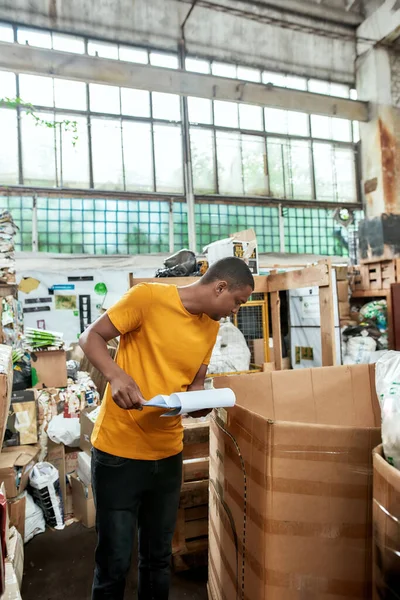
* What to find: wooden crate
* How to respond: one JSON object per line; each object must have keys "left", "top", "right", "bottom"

{"left": 350, "top": 260, "right": 400, "bottom": 292}
{"left": 172, "top": 419, "right": 210, "bottom": 571}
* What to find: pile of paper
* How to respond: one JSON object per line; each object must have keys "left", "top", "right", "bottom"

{"left": 0, "top": 210, "right": 18, "bottom": 284}
{"left": 24, "top": 328, "right": 64, "bottom": 351}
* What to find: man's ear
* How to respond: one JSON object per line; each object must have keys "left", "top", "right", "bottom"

{"left": 215, "top": 280, "right": 228, "bottom": 295}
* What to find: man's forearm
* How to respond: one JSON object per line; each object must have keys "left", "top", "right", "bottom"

{"left": 79, "top": 329, "right": 123, "bottom": 382}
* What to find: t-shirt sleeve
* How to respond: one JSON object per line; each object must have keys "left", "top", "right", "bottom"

{"left": 107, "top": 283, "right": 152, "bottom": 335}
{"left": 202, "top": 324, "right": 219, "bottom": 366}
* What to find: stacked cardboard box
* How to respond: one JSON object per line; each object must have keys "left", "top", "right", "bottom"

{"left": 209, "top": 364, "right": 381, "bottom": 599}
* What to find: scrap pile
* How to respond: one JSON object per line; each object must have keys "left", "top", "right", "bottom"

{"left": 0, "top": 210, "right": 18, "bottom": 284}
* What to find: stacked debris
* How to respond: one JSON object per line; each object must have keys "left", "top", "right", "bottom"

{"left": 0, "top": 210, "right": 18, "bottom": 284}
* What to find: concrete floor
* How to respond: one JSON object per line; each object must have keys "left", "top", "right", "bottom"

{"left": 21, "top": 523, "right": 208, "bottom": 600}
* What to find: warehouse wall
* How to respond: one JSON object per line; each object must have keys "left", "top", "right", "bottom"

{"left": 0, "top": 0, "right": 358, "bottom": 82}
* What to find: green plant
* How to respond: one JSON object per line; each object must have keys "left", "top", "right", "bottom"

{"left": 0, "top": 96, "right": 78, "bottom": 145}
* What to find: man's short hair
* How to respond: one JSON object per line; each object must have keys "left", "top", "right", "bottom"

{"left": 200, "top": 257, "right": 255, "bottom": 290}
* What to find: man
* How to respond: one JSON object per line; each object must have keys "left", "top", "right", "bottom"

{"left": 79, "top": 256, "right": 254, "bottom": 600}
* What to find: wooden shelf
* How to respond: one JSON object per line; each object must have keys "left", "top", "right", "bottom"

{"left": 351, "top": 290, "right": 391, "bottom": 299}
{"left": 130, "top": 274, "right": 268, "bottom": 293}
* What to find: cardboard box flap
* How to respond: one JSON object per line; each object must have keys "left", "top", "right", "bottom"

{"left": 0, "top": 445, "right": 39, "bottom": 469}
{"left": 215, "top": 364, "right": 380, "bottom": 428}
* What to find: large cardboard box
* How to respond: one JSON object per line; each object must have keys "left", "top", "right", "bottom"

{"left": 372, "top": 444, "right": 400, "bottom": 599}
{"left": 31, "top": 349, "right": 67, "bottom": 389}
{"left": 46, "top": 441, "right": 74, "bottom": 518}
{"left": 70, "top": 474, "right": 95, "bottom": 528}
{"left": 0, "top": 446, "right": 39, "bottom": 500}
{"left": 210, "top": 365, "right": 381, "bottom": 600}
{"left": 4, "top": 390, "right": 38, "bottom": 447}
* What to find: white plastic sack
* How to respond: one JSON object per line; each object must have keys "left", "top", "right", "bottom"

{"left": 77, "top": 452, "right": 91, "bottom": 487}
{"left": 47, "top": 413, "right": 80, "bottom": 447}
{"left": 343, "top": 333, "right": 376, "bottom": 365}
{"left": 24, "top": 492, "right": 46, "bottom": 543}
{"left": 376, "top": 351, "right": 400, "bottom": 469}
{"left": 208, "top": 320, "right": 251, "bottom": 374}
{"left": 29, "top": 462, "right": 64, "bottom": 530}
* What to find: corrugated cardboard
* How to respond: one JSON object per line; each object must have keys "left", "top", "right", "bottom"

{"left": 372, "top": 444, "right": 400, "bottom": 599}
{"left": 4, "top": 390, "right": 38, "bottom": 447}
{"left": 70, "top": 474, "right": 95, "bottom": 528}
{"left": 80, "top": 407, "right": 99, "bottom": 456}
{"left": 7, "top": 496, "right": 25, "bottom": 542}
{"left": 46, "top": 441, "right": 75, "bottom": 518}
{"left": 0, "top": 446, "right": 39, "bottom": 500}
{"left": 210, "top": 364, "right": 381, "bottom": 599}
{"left": 31, "top": 350, "right": 67, "bottom": 389}
{"left": 7, "top": 526, "right": 23, "bottom": 589}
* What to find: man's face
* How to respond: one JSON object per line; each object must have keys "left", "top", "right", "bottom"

{"left": 206, "top": 282, "right": 253, "bottom": 321}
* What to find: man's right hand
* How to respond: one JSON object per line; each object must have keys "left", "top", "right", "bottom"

{"left": 110, "top": 372, "right": 145, "bottom": 410}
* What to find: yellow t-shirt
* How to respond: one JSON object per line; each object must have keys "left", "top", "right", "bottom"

{"left": 91, "top": 282, "right": 219, "bottom": 460}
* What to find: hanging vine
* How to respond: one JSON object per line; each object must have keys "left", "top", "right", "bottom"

{"left": 0, "top": 97, "right": 79, "bottom": 146}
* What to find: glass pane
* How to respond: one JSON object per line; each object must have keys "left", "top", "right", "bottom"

{"left": 0, "top": 109, "right": 18, "bottom": 184}
{"left": 186, "top": 57, "right": 209, "bottom": 74}
{"left": 242, "top": 135, "right": 267, "bottom": 195}
{"left": 190, "top": 128, "right": 215, "bottom": 194}
{"left": 17, "top": 28, "right": 51, "bottom": 48}
{"left": 88, "top": 40, "right": 118, "bottom": 59}
{"left": 239, "top": 104, "right": 263, "bottom": 131}
{"left": 123, "top": 121, "right": 154, "bottom": 192}
{"left": 152, "top": 92, "right": 181, "bottom": 121}
{"left": 153, "top": 125, "right": 183, "bottom": 192}
{"left": 214, "top": 101, "right": 239, "bottom": 128}
{"left": 331, "top": 117, "right": 352, "bottom": 142}
{"left": 0, "top": 71, "right": 16, "bottom": 99}
{"left": 311, "top": 114, "right": 331, "bottom": 139}
{"left": 335, "top": 147, "right": 357, "bottom": 202}
{"left": 237, "top": 66, "right": 260, "bottom": 82}
{"left": 21, "top": 111, "right": 56, "bottom": 186}
{"left": 119, "top": 46, "right": 148, "bottom": 64}
{"left": 308, "top": 79, "right": 329, "bottom": 94}
{"left": 89, "top": 84, "right": 120, "bottom": 114}
{"left": 52, "top": 33, "right": 85, "bottom": 54}
{"left": 267, "top": 138, "right": 286, "bottom": 198}
{"left": 216, "top": 131, "right": 243, "bottom": 195}
{"left": 54, "top": 78, "right": 86, "bottom": 110}
{"left": 19, "top": 74, "right": 54, "bottom": 107}
{"left": 262, "top": 71, "right": 286, "bottom": 87}
{"left": 330, "top": 83, "right": 349, "bottom": 98}
{"left": 353, "top": 121, "right": 360, "bottom": 143}
{"left": 0, "top": 24, "right": 13, "bottom": 43}
{"left": 265, "top": 108, "right": 287, "bottom": 134}
{"left": 91, "top": 118, "right": 124, "bottom": 190}
{"left": 121, "top": 88, "right": 150, "bottom": 117}
{"left": 313, "top": 142, "right": 334, "bottom": 201}
{"left": 58, "top": 114, "right": 89, "bottom": 188}
{"left": 150, "top": 52, "right": 178, "bottom": 69}
{"left": 288, "top": 111, "right": 309, "bottom": 136}
{"left": 188, "top": 97, "right": 212, "bottom": 124}
{"left": 286, "top": 75, "right": 307, "bottom": 90}
{"left": 290, "top": 140, "right": 312, "bottom": 199}
{"left": 212, "top": 62, "right": 237, "bottom": 79}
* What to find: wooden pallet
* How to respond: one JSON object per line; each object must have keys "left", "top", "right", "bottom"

{"left": 172, "top": 419, "right": 210, "bottom": 571}
{"left": 350, "top": 259, "right": 400, "bottom": 292}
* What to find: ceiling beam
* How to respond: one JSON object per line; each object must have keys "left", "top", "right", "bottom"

{"left": 0, "top": 41, "right": 369, "bottom": 121}
{"left": 357, "top": 0, "right": 400, "bottom": 53}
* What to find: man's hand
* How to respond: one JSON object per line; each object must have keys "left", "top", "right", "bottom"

{"left": 187, "top": 381, "right": 211, "bottom": 419}
{"left": 110, "top": 372, "right": 145, "bottom": 410}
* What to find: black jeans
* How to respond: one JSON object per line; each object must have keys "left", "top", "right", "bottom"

{"left": 91, "top": 448, "right": 182, "bottom": 600}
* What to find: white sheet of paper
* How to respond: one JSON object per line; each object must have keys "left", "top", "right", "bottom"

{"left": 145, "top": 388, "right": 236, "bottom": 416}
